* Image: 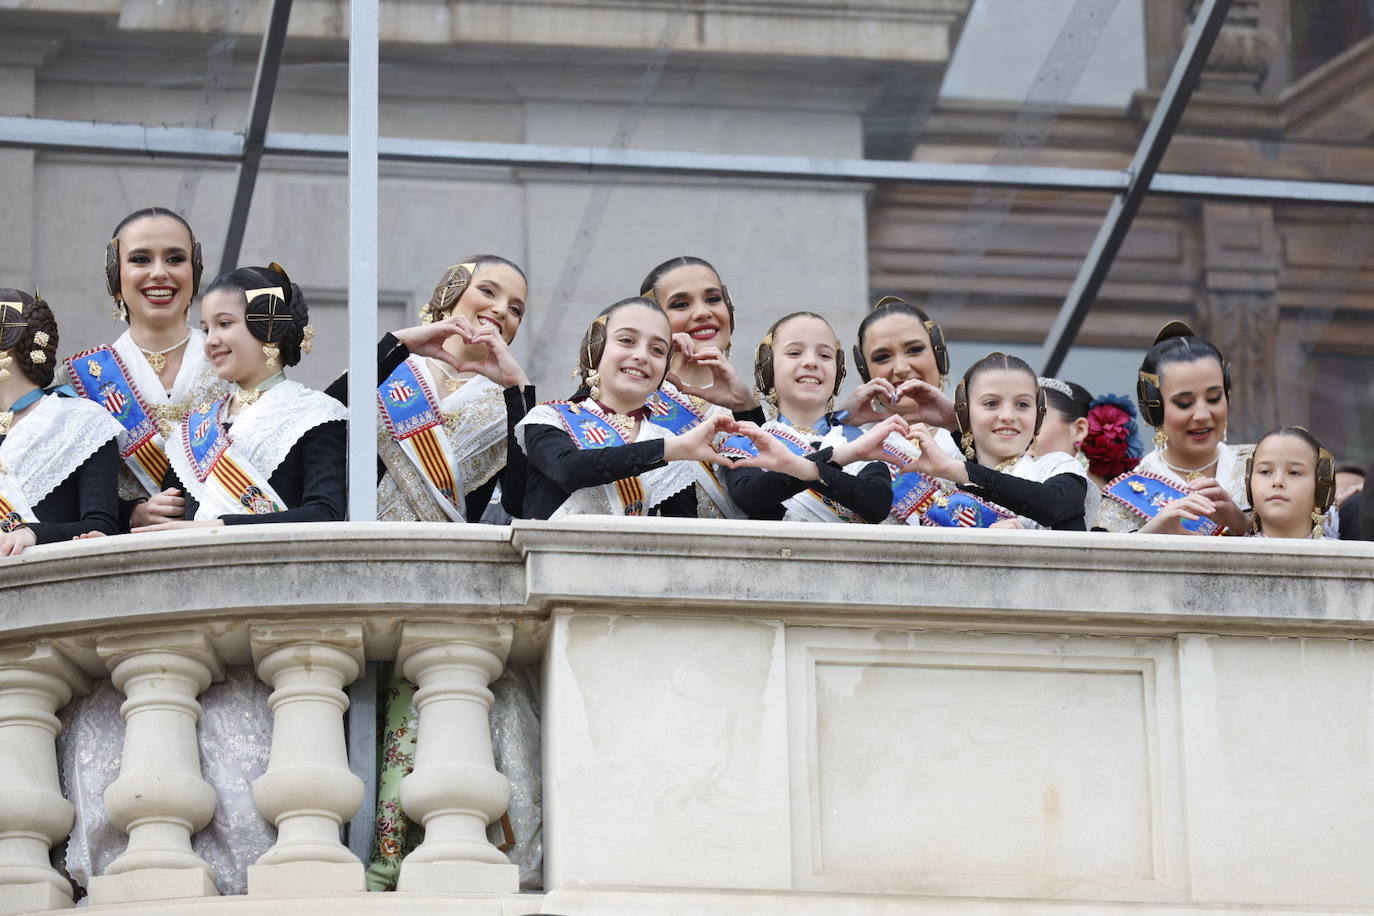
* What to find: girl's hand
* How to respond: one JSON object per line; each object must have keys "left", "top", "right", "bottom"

{"left": 725, "top": 422, "right": 820, "bottom": 481}
{"left": 905, "top": 424, "right": 970, "bottom": 484}
{"left": 989, "top": 518, "right": 1025, "bottom": 530}
{"left": 832, "top": 415, "right": 910, "bottom": 466}
{"left": 662, "top": 413, "right": 739, "bottom": 466}
{"left": 892, "top": 379, "right": 958, "bottom": 430}
{"left": 0, "top": 526, "right": 37, "bottom": 556}
{"left": 453, "top": 328, "right": 531, "bottom": 390}
{"left": 1139, "top": 494, "right": 1217, "bottom": 535}
{"left": 72, "top": 531, "right": 108, "bottom": 540}
{"left": 668, "top": 344, "right": 756, "bottom": 411}
{"left": 1187, "top": 477, "right": 1248, "bottom": 534}
{"left": 131, "top": 519, "right": 226, "bottom": 534}
{"left": 392, "top": 315, "right": 472, "bottom": 371}
{"left": 130, "top": 488, "right": 186, "bottom": 527}
{"left": 834, "top": 378, "right": 901, "bottom": 426}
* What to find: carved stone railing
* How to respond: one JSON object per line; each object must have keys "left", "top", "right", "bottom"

{"left": 1, "top": 520, "right": 1372, "bottom": 915}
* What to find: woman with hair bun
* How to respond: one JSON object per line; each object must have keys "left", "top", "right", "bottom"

{"left": 1096, "top": 322, "right": 1251, "bottom": 535}
{"left": 64, "top": 207, "right": 230, "bottom": 531}
{"left": 133, "top": 262, "right": 347, "bottom": 529}
{"left": 0, "top": 289, "right": 122, "bottom": 555}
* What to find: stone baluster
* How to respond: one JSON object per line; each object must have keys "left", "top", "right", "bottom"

{"left": 0, "top": 643, "right": 89, "bottom": 915}
{"left": 247, "top": 622, "right": 365, "bottom": 894}
{"left": 397, "top": 621, "right": 518, "bottom": 893}
{"left": 87, "top": 631, "right": 222, "bottom": 904}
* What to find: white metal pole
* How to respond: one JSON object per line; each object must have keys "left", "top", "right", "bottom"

{"left": 346, "top": 0, "right": 379, "bottom": 521}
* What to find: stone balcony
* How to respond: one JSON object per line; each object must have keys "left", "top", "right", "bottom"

{"left": 2, "top": 519, "right": 1373, "bottom": 914}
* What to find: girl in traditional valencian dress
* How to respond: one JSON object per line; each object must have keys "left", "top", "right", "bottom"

{"left": 360, "top": 256, "right": 540, "bottom": 891}
{"left": 0, "top": 290, "right": 121, "bottom": 556}
{"left": 137, "top": 262, "right": 346, "bottom": 528}
{"left": 1034, "top": 377, "right": 1103, "bottom": 529}
{"left": 1096, "top": 323, "right": 1252, "bottom": 536}
{"left": 718, "top": 311, "right": 904, "bottom": 524}
{"left": 637, "top": 256, "right": 762, "bottom": 518}
{"left": 900, "top": 353, "right": 1089, "bottom": 530}
{"left": 370, "top": 256, "right": 534, "bottom": 523}
{"left": 1245, "top": 426, "right": 1339, "bottom": 540}
{"left": 516, "top": 296, "right": 742, "bottom": 519}
{"left": 63, "top": 208, "right": 230, "bottom": 531}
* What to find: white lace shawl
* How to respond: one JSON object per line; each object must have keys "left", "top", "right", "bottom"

{"left": 227, "top": 380, "right": 348, "bottom": 479}
{"left": 516, "top": 402, "right": 697, "bottom": 517}
{"left": 0, "top": 395, "right": 122, "bottom": 507}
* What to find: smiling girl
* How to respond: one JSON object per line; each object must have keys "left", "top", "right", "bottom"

{"left": 1245, "top": 427, "right": 1337, "bottom": 539}
{"left": 516, "top": 296, "right": 739, "bottom": 519}
{"left": 366, "top": 256, "right": 535, "bottom": 522}
{"left": 64, "top": 208, "right": 231, "bottom": 531}
{"left": 1097, "top": 323, "right": 1251, "bottom": 535}
{"left": 136, "top": 262, "right": 346, "bottom": 530}
{"left": 719, "top": 312, "right": 904, "bottom": 524}
{"left": 899, "top": 353, "right": 1089, "bottom": 530}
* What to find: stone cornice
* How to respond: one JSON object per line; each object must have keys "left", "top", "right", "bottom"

{"left": 2, "top": 521, "right": 1372, "bottom": 669}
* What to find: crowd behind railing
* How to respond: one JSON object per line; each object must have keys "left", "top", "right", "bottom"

{"left": 3, "top": 205, "right": 1372, "bottom": 902}
{"left": 2, "top": 206, "right": 1368, "bottom": 558}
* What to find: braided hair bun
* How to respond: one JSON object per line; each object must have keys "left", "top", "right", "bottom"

{"left": 0, "top": 289, "right": 58, "bottom": 388}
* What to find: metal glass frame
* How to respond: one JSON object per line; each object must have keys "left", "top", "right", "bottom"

{"left": 2, "top": 0, "right": 1370, "bottom": 519}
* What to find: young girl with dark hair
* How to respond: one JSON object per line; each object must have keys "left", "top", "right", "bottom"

{"left": 1096, "top": 322, "right": 1251, "bottom": 535}
{"left": 719, "top": 312, "right": 904, "bottom": 524}
{"left": 516, "top": 297, "right": 740, "bottom": 519}
{"left": 899, "top": 352, "right": 1088, "bottom": 530}
{"left": 1245, "top": 427, "right": 1338, "bottom": 539}
{"left": 134, "top": 262, "right": 347, "bottom": 529}
{"left": 64, "top": 207, "right": 231, "bottom": 531}
{"left": 0, "top": 289, "right": 122, "bottom": 555}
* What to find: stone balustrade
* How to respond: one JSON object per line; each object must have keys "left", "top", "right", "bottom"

{"left": 0, "top": 519, "right": 1371, "bottom": 915}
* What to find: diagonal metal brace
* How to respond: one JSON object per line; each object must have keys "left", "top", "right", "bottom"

{"left": 1040, "top": 0, "right": 1234, "bottom": 376}
{"left": 219, "top": 0, "right": 294, "bottom": 275}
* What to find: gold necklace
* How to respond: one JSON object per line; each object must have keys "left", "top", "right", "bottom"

{"left": 1160, "top": 448, "right": 1219, "bottom": 482}
{"left": 993, "top": 456, "right": 1019, "bottom": 472}
{"left": 134, "top": 330, "right": 191, "bottom": 374}
{"left": 232, "top": 371, "right": 287, "bottom": 411}
{"left": 430, "top": 359, "right": 469, "bottom": 395}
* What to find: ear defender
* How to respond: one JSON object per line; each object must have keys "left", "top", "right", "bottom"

{"left": 753, "top": 332, "right": 775, "bottom": 401}
{"left": 190, "top": 239, "right": 204, "bottom": 297}
{"left": 1315, "top": 447, "right": 1336, "bottom": 512}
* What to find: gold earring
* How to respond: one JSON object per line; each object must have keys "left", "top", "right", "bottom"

{"left": 1153, "top": 428, "right": 1167, "bottom": 451}
{"left": 586, "top": 369, "right": 601, "bottom": 401}
{"left": 1250, "top": 511, "right": 1262, "bottom": 534}
{"left": 300, "top": 325, "right": 316, "bottom": 355}
{"left": 263, "top": 342, "right": 281, "bottom": 370}
{"left": 961, "top": 431, "right": 976, "bottom": 460}
{"left": 1311, "top": 508, "right": 1325, "bottom": 538}
{"left": 112, "top": 297, "right": 127, "bottom": 321}
{"left": 0, "top": 353, "right": 11, "bottom": 383}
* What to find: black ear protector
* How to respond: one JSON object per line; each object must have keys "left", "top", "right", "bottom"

{"left": 954, "top": 355, "right": 1048, "bottom": 439}
{"left": 105, "top": 236, "right": 205, "bottom": 306}
{"left": 853, "top": 296, "right": 949, "bottom": 383}
{"left": 1136, "top": 322, "right": 1232, "bottom": 427}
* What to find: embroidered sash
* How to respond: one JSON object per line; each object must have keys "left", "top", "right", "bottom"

{"left": 65, "top": 345, "right": 169, "bottom": 493}
{"left": 719, "top": 422, "right": 868, "bottom": 523}
{"left": 0, "top": 463, "right": 36, "bottom": 533}
{"left": 1103, "top": 469, "right": 1224, "bottom": 536}
{"left": 645, "top": 385, "right": 744, "bottom": 519}
{"left": 177, "top": 398, "right": 287, "bottom": 519}
{"left": 378, "top": 359, "right": 465, "bottom": 522}
{"left": 549, "top": 401, "right": 649, "bottom": 516}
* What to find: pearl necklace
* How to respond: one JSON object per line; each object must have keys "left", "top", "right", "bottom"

{"left": 1159, "top": 448, "right": 1219, "bottom": 482}
{"left": 134, "top": 330, "right": 192, "bottom": 374}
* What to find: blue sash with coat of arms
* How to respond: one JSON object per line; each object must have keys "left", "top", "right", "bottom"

{"left": 547, "top": 401, "right": 646, "bottom": 514}
{"left": 1104, "top": 469, "right": 1224, "bottom": 535}
{"left": 65, "top": 345, "right": 168, "bottom": 490}
{"left": 179, "top": 398, "right": 285, "bottom": 516}
{"left": 376, "top": 359, "right": 463, "bottom": 518}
